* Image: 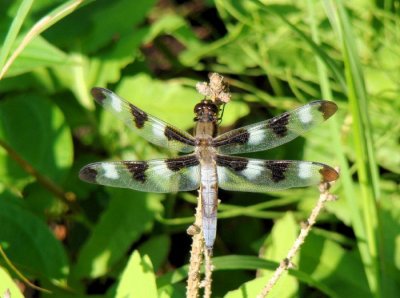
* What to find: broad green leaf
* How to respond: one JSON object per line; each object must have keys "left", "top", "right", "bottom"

{"left": 300, "top": 232, "right": 371, "bottom": 297}
{"left": 0, "top": 196, "right": 69, "bottom": 284}
{"left": 224, "top": 275, "right": 274, "bottom": 298}
{"left": 0, "top": 94, "right": 73, "bottom": 187}
{"left": 258, "top": 212, "right": 298, "bottom": 297}
{"left": 52, "top": 30, "right": 150, "bottom": 111}
{"left": 116, "top": 251, "right": 157, "bottom": 298}
{"left": 260, "top": 212, "right": 298, "bottom": 263}
{"left": 73, "top": 189, "right": 163, "bottom": 279}
{"left": 87, "top": 28, "right": 149, "bottom": 87}
{"left": 0, "top": 266, "right": 24, "bottom": 298}
{"left": 86, "top": 0, "right": 156, "bottom": 52}
{"left": 24, "top": 182, "right": 65, "bottom": 218}
{"left": 139, "top": 235, "right": 170, "bottom": 272}
{"left": 158, "top": 284, "right": 186, "bottom": 298}
{"left": 144, "top": 14, "right": 201, "bottom": 48}
{"left": 43, "top": 0, "right": 155, "bottom": 52}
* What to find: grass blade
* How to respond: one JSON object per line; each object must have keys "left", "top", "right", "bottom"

{"left": 323, "top": 0, "right": 382, "bottom": 296}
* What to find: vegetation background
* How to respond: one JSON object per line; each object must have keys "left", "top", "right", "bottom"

{"left": 0, "top": 0, "right": 399, "bottom": 297}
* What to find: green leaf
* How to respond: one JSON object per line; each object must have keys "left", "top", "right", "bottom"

{"left": 73, "top": 189, "right": 163, "bottom": 279}
{"left": 0, "top": 0, "right": 33, "bottom": 72}
{"left": 116, "top": 251, "right": 157, "bottom": 298}
{"left": 138, "top": 235, "right": 171, "bottom": 272}
{"left": 379, "top": 189, "right": 400, "bottom": 295}
{"left": 88, "top": 28, "right": 149, "bottom": 87}
{"left": 144, "top": 14, "right": 201, "bottom": 48}
{"left": 85, "top": 0, "right": 156, "bottom": 53}
{"left": 0, "top": 0, "right": 87, "bottom": 80}
{"left": 0, "top": 196, "right": 69, "bottom": 284}
{"left": 4, "top": 35, "right": 71, "bottom": 78}
{"left": 258, "top": 212, "right": 298, "bottom": 297}
{"left": 0, "top": 266, "right": 24, "bottom": 298}
{"left": 323, "top": 1, "right": 381, "bottom": 294}
{"left": 0, "top": 93, "right": 73, "bottom": 186}
{"left": 300, "top": 232, "right": 371, "bottom": 297}
{"left": 157, "top": 255, "right": 338, "bottom": 296}
{"left": 224, "top": 274, "right": 268, "bottom": 298}
{"left": 157, "top": 255, "right": 276, "bottom": 289}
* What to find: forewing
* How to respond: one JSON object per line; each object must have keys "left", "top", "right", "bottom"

{"left": 216, "top": 155, "right": 338, "bottom": 192}
{"left": 91, "top": 87, "right": 196, "bottom": 153}
{"left": 213, "top": 100, "right": 337, "bottom": 154}
{"left": 79, "top": 155, "right": 200, "bottom": 193}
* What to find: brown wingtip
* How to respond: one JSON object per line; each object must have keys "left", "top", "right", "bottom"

{"left": 319, "top": 101, "right": 338, "bottom": 120}
{"left": 91, "top": 87, "right": 107, "bottom": 104}
{"left": 79, "top": 166, "right": 98, "bottom": 183}
{"left": 320, "top": 165, "right": 339, "bottom": 182}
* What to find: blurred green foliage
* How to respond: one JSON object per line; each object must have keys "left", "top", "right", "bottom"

{"left": 0, "top": 0, "right": 399, "bottom": 297}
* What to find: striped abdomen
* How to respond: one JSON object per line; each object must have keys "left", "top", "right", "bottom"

{"left": 200, "top": 163, "right": 218, "bottom": 249}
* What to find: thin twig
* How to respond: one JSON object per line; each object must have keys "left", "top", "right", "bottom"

{"left": 257, "top": 181, "right": 338, "bottom": 297}
{"left": 0, "top": 139, "right": 79, "bottom": 212}
{"left": 203, "top": 249, "right": 214, "bottom": 298}
{"left": 0, "top": 244, "right": 51, "bottom": 293}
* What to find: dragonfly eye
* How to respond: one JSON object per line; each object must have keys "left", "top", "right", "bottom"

{"left": 194, "top": 100, "right": 219, "bottom": 122}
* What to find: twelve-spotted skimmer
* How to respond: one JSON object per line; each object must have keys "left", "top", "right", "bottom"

{"left": 79, "top": 87, "right": 339, "bottom": 249}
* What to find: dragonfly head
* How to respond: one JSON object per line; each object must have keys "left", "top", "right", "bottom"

{"left": 194, "top": 99, "right": 219, "bottom": 122}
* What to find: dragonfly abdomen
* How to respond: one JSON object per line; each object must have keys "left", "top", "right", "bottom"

{"left": 200, "top": 164, "right": 218, "bottom": 249}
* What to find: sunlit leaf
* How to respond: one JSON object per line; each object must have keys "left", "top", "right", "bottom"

{"left": 0, "top": 267, "right": 24, "bottom": 298}
{"left": 0, "top": 94, "right": 73, "bottom": 187}
{"left": 73, "top": 189, "right": 163, "bottom": 279}
{"left": 116, "top": 251, "right": 157, "bottom": 298}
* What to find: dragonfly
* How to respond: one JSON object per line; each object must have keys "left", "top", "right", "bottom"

{"left": 79, "top": 87, "right": 339, "bottom": 249}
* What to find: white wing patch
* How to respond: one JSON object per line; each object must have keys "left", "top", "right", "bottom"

{"left": 298, "top": 163, "right": 312, "bottom": 179}
{"left": 241, "top": 159, "right": 263, "bottom": 180}
{"left": 102, "top": 163, "right": 119, "bottom": 179}
{"left": 248, "top": 129, "right": 265, "bottom": 145}
{"left": 110, "top": 93, "right": 122, "bottom": 112}
{"left": 188, "top": 166, "right": 201, "bottom": 186}
{"left": 217, "top": 166, "right": 228, "bottom": 184}
{"left": 152, "top": 120, "right": 166, "bottom": 140}
{"left": 298, "top": 104, "right": 313, "bottom": 124}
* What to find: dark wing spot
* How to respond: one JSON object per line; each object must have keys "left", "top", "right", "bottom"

{"left": 216, "top": 155, "right": 248, "bottom": 172}
{"left": 318, "top": 101, "right": 338, "bottom": 120}
{"left": 267, "top": 113, "right": 289, "bottom": 137}
{"left": 129, "top": 104, "right": 148, "bottom": 129}
{"left": 213, "top": 129, "right": 250, "bottom": 148}
{"left": 318, "top": 164, "right": 339, "bottom": 182}
{"left": 91, "top": 87, "right": 107, "bottom": 104}
{"left": 166, "top": 156, "right": 200, "bottom": 172}
{"left": 164, "top": 126, "right": 196, "bottom": 146}
{"left": 79, "top": 166, "right": 98, "bottom": 183}
{"left": 265, "top": 161, "right": 289, "bottom": 183}
{"left": 125, "top": 162, "right": 148, "bottom": 183}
